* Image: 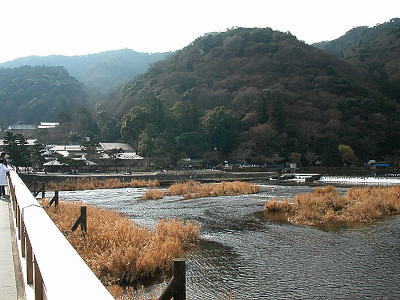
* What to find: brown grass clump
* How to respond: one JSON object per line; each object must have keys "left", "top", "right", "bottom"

{"left": 264, "top": 185, "right": 400, "bottom": 226}
{"left": 40, "top": 199, "right": 200, "bottom": 288}
{"left": 166, "top": 180, "right": 260, "bottom": 199}
{"left": 264, "top": 198, "right": 291, "bottom": 213}
{"left": 141, "top": 189, "right": 164, "bottom": 200}
{"left": 45, "top": 178, "right": 159, "bottom": 191}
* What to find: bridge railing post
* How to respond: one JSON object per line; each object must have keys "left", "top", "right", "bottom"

{"left": 41, "top": 182, "right": 46, "bottom": 199}
{"left": 159, "top": 258, "right": 186, "bottom": 300}
{"left": 48, "top": 190, "right": 59, "bottom": 208}
{"left": 34, "top": 255, "right": 44, "bottom": 300}
{"left": 173, "top": 258, "right": 186, "bottom": 300}
{"left": 26, "top": 234, "right": 33, "bottom": 284}
{"left": 71, "top": 206, "right": 87, "bottom": 236}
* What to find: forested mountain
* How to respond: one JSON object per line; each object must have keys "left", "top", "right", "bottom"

{"left": 313, "top": 18, "right": 400, "bottom": 99}
{"left": 0, "top": 65, "right": 87, "bottom": 126}
{"left": 0, "top": 65, "right": 101, "bottom": 144}
{"left": 108, "top": 25, "right": 400, "bottom": 167}
{"left": 0, "top": 49, "right": 171, "bottom": 92}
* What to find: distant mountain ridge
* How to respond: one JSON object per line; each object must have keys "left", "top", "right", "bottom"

{"left": 313, "top": 18, "right": 400, "bottom": 98}
{"left": 0, "top": 65, "right": 87, "bottom": 127}
{"left": 0, "top": 49, "right": 171, "bottom": 92}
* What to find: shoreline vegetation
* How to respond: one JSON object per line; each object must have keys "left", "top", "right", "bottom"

{"left": 142, "top": 180, "right": 260, "bottom": 200}
{"left": 264, "top": 185, "right": 400, "bottom": 225}
{"left": 45, "top": 177, "right": 159, "bottom": 191}
{"left": 39, "top": 179, "right": 258, "bottom": 297}
{"left": 40, "top": 199, "right": 200, "bottom": 298}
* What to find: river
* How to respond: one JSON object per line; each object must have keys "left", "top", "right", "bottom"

{"left": 52, "top": 183, "right": 400, "bottom": 299}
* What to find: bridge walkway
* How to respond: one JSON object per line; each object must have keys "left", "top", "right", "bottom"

{"left": 0, "top": 195, "right": 25, "bottom": 299}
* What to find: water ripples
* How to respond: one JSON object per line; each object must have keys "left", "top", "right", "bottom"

{"left": 50, "top": 184, "right": 400, "bottom": 299}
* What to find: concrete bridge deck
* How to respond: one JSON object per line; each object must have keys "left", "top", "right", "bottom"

{"left": 0, "top": 195, "right": 25, "bottom": 299}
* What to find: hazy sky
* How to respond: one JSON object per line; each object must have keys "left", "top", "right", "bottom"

{"left": 1, "top": 0, "right": 399, "bottom": 63}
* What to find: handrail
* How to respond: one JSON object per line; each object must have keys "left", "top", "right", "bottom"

{"left": 8, "top": 171, "right": 114, "bottom": 300}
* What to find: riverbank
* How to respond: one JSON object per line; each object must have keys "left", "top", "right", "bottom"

{"left": 18, "top": 169, "right": 400, "bottom": 191}
{"left": 19, "top": 169, "right": 273, "bottom": 186}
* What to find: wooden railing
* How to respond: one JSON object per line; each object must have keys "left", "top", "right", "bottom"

{"left": 159, "top": 258, "right": 186, "bottom": 300}
{"left": 8, "top": 171, "right": 114, "bottom": 300}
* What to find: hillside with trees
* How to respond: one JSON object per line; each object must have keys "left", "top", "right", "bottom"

{"left": 108, "top": 25, "right": 400, "bottom": 168}
{"left": 0, "top": 65, "right": 87, "bottom": 126}
{"left": 313, "top": 18, "right": 400, "bottom": 99}
{"left": 0, "top": 49, "right": 171, "bottom": 92}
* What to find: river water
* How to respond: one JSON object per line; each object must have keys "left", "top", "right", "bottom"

{"left": 54, "top": 183, "right": 400, "bottom": 299}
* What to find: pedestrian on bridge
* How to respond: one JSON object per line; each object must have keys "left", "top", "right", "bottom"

{"left": 1, "top": 152, "right": 7, "bottom": 166}
{"left": 0, "top": 158, "right": 13, "bottom": 198}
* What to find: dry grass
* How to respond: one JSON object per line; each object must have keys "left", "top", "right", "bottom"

{"left": 141, "top": 189, "right": 164, "bottom": 200}
{"left": 40, "top": 199, "right": 200, "bottom": 293}
{"left": 45, "top": 178, "right": 159, "bottom": 191}
{"left": 264, "top": 185, "right": 400, "bottom": 225}
{"left": 166, "top": 180, "right": 260, "bottom": 199}
{"left": 264, "top": 198, "right": 291, "bottom": 213}
{"left": 112, "top": 285, "right": 164, "bottom": 300}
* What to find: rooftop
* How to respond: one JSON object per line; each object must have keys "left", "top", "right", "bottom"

{"left": 98, "top": 143, "right": 135, "bottom": 152}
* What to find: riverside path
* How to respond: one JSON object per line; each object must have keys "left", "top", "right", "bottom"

{"left": 0, "top": 195, "right": 25, "bottom": 299}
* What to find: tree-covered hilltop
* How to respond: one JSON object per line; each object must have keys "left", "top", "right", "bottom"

{"left": 0, "top": 49, "right": 171, "bottom": 92}
{"left": 107, "top": 26, "right": 400, "bottom": 167}
{"left": 0, "top": 65, "right": 87, "bottom": 126}
{"left": 313, "top": 18, "right": 400, "bottom": 99}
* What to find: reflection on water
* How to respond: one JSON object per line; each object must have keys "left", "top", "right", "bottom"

{"left": 52, "top": 184, "right": 400, "bottom": 299}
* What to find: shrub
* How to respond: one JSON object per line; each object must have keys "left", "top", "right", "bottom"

{"left": 166, "top": 180, "right": 260, "bottom": 199}
{"left": 141, "top": 189, "right": 164, "bottom": 200}
{"left": 264, "top": 198, "right": 291, "bottom": 213}
{"left": 40, "top": 200, "right": 200, "bottom": 286}
{"left": 264, "top": 185, "right": 400, "bottom": 225}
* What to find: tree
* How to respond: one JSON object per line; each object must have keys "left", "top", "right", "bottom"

{"left": 304, "top": 150, "right": 319, "bottom": 167}
{"left": 96, "top": 110, "right": 120, "bottom": 142}
{"left": 81, "top": 141, "right": 100, "bottom": 161}
{"left": 143, "top": 94, "right": 166, "bottom": 129}
{"left": 30, "top": 143, "right": 46, "bottom": 171}
{"left": 120, "top": 106, "right": 150, "bottom": 144}
{"left": 105, "top": 148, "right": 125, "bottom": 173}
{"left": 175, "top": 131, "right": 207, "bottom": 158}
{"left": 203, "top": 151, "right": 221, "bottom": 168}
{"left": 265, "top": 153, "right": 283, "bottom": 167}
{"left": 3, "top": 132, "right": 31, "bottom": 171}
{"left": 230, "top": 141, "right": 255, "bottom": 164}
{"left": 338, "top": 144, "right": 357, "bottom": 166}
{"left": 138, "top": 125, "right": 176, "bottom": 169}
{"left": 243, "top": 123, "right": 278, "bottom": 155}
{"left": 256, "top": 89, "right": 287, "bottom": 132}
{"left": 202, "top": 106, "right": 239, "bottom": 154}
{"left": 289, "top": 152, "right": 302, "bottom": 166}
{"left": 58, "top": 156, "right": 85, "bottom": 174}
{"left": 269, "top": 91, "right": 286, "bottom": 133}
{"left": 169, "top": 102, "right": 200, "bottom": 134}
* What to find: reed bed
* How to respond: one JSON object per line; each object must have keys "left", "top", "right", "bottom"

{"left": 141, "top": 189, "right": 164, "bottom": 200}
{"left": 45, "top": 177, "right": 159, "bottom": 191}
{"left": 40, "top": 199, "right": 200, "bottom": 295}
{"left": 264, "top": 185, "right": 400, "bottom": 225}
{"left": 166, "top": 180, "right": 260, "bottom": 199}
